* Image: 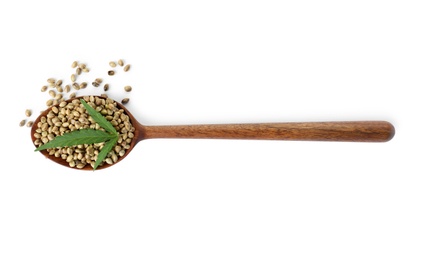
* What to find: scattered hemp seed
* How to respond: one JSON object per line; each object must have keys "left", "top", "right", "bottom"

{"left": 83, "top": 67, "right": 90, "bottom": 73}
{"left": 103, "top": 84, "right": 109, "bottom": 91}
{"left": 41, "top": 85, "right": 48, "bottom": 92}
{"left": 48, "top": 90, "right": 56, "bottom": 98}
{"left": 64, "top": 85, "right": 71, "bottom": 93}
{"left": 108, "top": 70, "right": 115, "bottom": 76}
{"left": 118, "top": 59, "right": 124, "bottom": 66}
{"left": 124, "top": 86, "right": 132, "bottom": 92}
{"left": 79, "top": 82, "right": 87, "bottom": 89}
{"left": 121, "top": 98, "right": 130, "bottom": 104}
{"left": 92, "top": 81, "right": 100, "bottom": 87}
{"left": 19, "top": 119, "right": 26, "bottom": 127}
{"left": 27, "top": 121, "right": 34, "bottom": 127}
{"left": 71, "top": 74, "right": 76, "bottom": 82}
{"left": 47, "top": 78, "right": 55, "bottom": 84}
{"left": 72, "top": 83, "right": 80, "bottom": 90}
{"left": 76, "top": 67, "right": 82, "bottom": 75}
{"left": 25, "top": 109, "right": 32, "bottom": 117}
{"left": 56, "top": 86, "right": 63, "bottom": 93}
{"left": 95, "top": 78, "right": 103, "bottom": 84}
{"left": 69, "top": 92, "right": 76, "bottom": 98}
{"left": 55, "top": 79, "right": 63, "bottom": 86}
{"left": 78, "top": 63, "right": 86, "bottom": 69}
{"left": 46, "top": 99, "right": 53, "bottom": 107}
{"left": 109, "top": 61, "right": 117, "bottom": 67}
{"left": 124, "top": 64, "right": 130, "bottom": 72}
{"left": 71, "top": 61, "right": 78, "bottom": 68}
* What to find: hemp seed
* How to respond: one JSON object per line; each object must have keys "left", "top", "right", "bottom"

{"left": 118, "top": 59, "right": 124, "bottom": 66}
{"left": 25, "top": 109, "right": 32, "bottom": 117}
{"left": 19, "top": 119, "right": 26, "bottom": 127}
{"left": 55, "top": 79, "right": 63, "bottom": 86}
{"left": 124, "top": 86, "right": 132, "bottom": 92}
{"left": 109, "top": 61, "right": 117, "bottom": 67}
{"left": 121, "top": 98, "right": 129, "bottom": 104}
{"left": 48, "top": 90, "right": 56, "bottom": 98}
{"left": 124, "top": 64, "right": 130, "bottom": 72}
{"left": 108, "top": 70, "right": 115, "bottom": 76}
{"left": 72, "top": 83, "right": 80, "bottom": 90}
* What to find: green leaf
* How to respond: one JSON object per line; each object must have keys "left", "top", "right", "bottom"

{"left": 93, "top": 135, "right": 118, "bottom": 170}
{"left": 80, "top": 99, "right": 117, "bottom": 135}
{"left": 35, "top": 129, "right": 115, "bottom": 151}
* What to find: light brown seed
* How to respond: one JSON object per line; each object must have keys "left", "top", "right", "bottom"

{"left": 55, "top": 93, "right": 63, "bottom": 100}
{"left": 72, "top": 83, "right": 80, "bottom": 90}
{"left": 95, "top": 78, "right": 103, "bottom": 84}
{"left": 121, "top": 98, "right": 129, "bottom": 104}
{"left": 118, "top": 59, "right": 124, "bottom": 66}
{"left": 47, "top": 78, "right": 55, "bottom": 84}
{"left": 27, "top": 121, "right": 33, "bottom": 127}
{"left": 124, "top": 86, "right": 132, "bottom": 92}
{"left": 108, "top": 70, "right": 115, "bottom": 76}
{"left": 80, "top": 82, "right": 87, "bottom": 89}
{"left": 41, "top": 85, "right": 48, "bottom": 92}
{"left": 71, "top": 61, "right": 78, "bottom": 68}
{"left": 76, "top": 67, "right": 82, "bottom": 75}
{"left": 46, "top": 99, "right": 53, "bottom": 107}
{"left": 92, "top": 82, "right": 100, "bottom": 87}
{"left": 69, "top": 92, "right": 76, "bottom": 98}
{"left": 109, "top": 61, "right": 117, "bottom": 67}
{"left": 103, "top": 84, "right": 109, "bottom": 91}
{"left": 79, "top": 63, "right": 86, "bottom": 69}
{"left": 83, "top": 67, "right": 90, "bottom": 73}
{"left": 124, "top": 64, "right": 130, "bottom": 72}
{"left": 71, "top": 74, "right": 76, "bottom": 82}
{"left": 25, "top": 109, "right": 32, "bottom": 117}
{"left": 19, "top": 119, "right": 26, "bottom": 127}
{"left": 56, "top": 86, "right": 63, "bottom": 93}
{"left": 48, "top": 90, "right": 56, "bottom": 97}
{"left": 55, "top": 79, "right": 63, "bottom": 86}
{"left": 64, "top": 85, "right": 71, "bottom": 93}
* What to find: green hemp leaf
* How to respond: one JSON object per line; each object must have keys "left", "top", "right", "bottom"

{"left": 35, "top": 99, "right": 119, "bottom": 170}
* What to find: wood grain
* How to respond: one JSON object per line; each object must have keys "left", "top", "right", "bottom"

{"left": 141, "top": 121, "right": 395, "bottom": 142}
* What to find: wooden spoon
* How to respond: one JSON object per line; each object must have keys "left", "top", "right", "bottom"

{"left": 31, "top": 96, "right": 395, "bottom": 170}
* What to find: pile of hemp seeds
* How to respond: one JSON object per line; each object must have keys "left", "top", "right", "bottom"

{"left": 21, "top": 59, "right": 137, "bottom": 169}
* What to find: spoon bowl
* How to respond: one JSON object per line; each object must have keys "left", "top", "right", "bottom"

{"left": 31, "top": 96, "right": 395, "bottom": 170}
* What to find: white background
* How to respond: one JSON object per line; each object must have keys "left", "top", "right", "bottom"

{"left": 1, "top": 1, "right": 429, "bottom": 259}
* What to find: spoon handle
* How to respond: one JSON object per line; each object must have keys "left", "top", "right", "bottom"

{"left": 141, "top": 121, "right": 394, "bottom": 142}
